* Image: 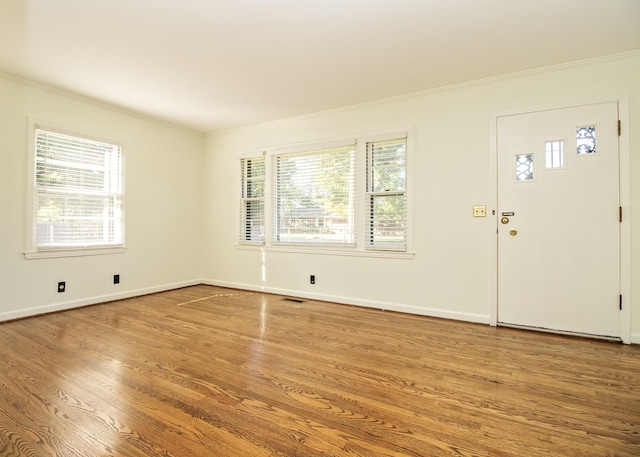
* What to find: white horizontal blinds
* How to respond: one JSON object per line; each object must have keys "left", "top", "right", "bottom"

{"left": 274, "top": 144, "right": 356, "bottom": 245}
{"left": 34, "top": 128, "right": 123, "bottom": 247}
{"left": 239, "top": 157, "right": 265, "bottom": 243}
{"left": 366, "top": 137, "right": 407, "bottom": 251}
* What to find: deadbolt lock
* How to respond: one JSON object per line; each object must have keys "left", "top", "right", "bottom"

{"left": 501, "top": 217, "right": 509, "bottom": 224}
{"left": 509, "top": 228, "right": 518, "bottom": 236}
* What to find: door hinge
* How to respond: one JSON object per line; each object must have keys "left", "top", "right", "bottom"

{"left": 619, "top": 294, "right": 623, "bottom": 310}
{"left": 618, "top": 120, "right": 621, "bottom": 136}
{"left": 619, "top": 206, "right": 623, "bottom": 223}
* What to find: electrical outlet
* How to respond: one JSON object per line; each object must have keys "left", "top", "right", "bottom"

{"left": 113, "top": 274, "right": 120, "bottom": 284}
{"left": 58, "top": 281, "right": 66, "bottom": 293}
{"left": 310, "top": 275, "right": 315, "bottom": 285}
{"left": 473, "top": 205, "right": 486, "bottom": 217}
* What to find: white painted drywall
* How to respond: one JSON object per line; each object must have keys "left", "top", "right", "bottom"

{"left": 2, "top": 53, "right": 638, "bottom": 342}
{"left": 0, "top": 77, "right": 203, "bottom": 319}
{"left": 202, "top": 53, "right": 640, "bottom": 337}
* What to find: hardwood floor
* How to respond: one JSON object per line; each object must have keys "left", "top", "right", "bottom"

{"left": 0, "top": 285, "right": 639, "bottom": 456}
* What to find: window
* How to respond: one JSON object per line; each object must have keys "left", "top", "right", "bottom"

{"left": 26, "top": 122, "right": 124, "bottom": 257}
{"left": 545, "top": 140, "right": 564, "bottom": 169}
{"left": 239, "top": 156, "right": 265, "bottom": 244}
{"left": 515, "top": 153, "right": 534, "bottom": 181}
{"left": 273, "top": 143, "right": 356, "bottom": 246}
{"left": 577, "top": 125, "right": 596, "bottom": 155}
{"left": 238, "top": 132, "right": 412, "bottom": 256}
{"left": 366, "top": 137, "right": 407, "bottom": 251}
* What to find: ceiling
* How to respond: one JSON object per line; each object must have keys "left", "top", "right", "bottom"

{"left": 1, "top": 0, "right": 639, "bottom": 133}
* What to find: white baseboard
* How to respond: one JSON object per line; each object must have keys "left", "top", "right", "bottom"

{"left": 0, "top": 280, "right": 201, "bottom": 322}
{"left": 10, "top": 279, "right": 632, "bottom": 343}
{"left": 202, "top": 279, "right": 491, "bottom": 325}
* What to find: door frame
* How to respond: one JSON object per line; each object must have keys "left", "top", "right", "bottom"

{"left": 489, "top": 94, "right": 631, "bottom": 343}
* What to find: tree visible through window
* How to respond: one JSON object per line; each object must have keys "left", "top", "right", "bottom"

{"left": 30, "top": 126, "right": 123, "bottom": 250}
{"left": 240, "top": 157, "right": 265, "bottom": 243}
{"left": 238, "top": 134, "right": 410, "bottom": 253}
{"left": 366, "top": 137, "right": 407, "bottom": 250}
{"left": 273, "top": 144, "right": 356, "bottom": 245}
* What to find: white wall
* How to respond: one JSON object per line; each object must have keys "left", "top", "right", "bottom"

{"left": 202, "top": 53, "right": 640, "bottom": 339}
{"left": 0, "top": 77, "right": 203, "bottom": 320}
{"left": 1, "top": 53, "right": 638, "bottom": 341}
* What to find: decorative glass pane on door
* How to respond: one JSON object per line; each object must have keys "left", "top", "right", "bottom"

{"left": 545, "top": 140, "right": 564, "bottom": 169}
{"left": 577, "top": 126, "right": 596, "bottom": 155}
{"left": 515, "top": 154, "right": 534, "bottom": 181}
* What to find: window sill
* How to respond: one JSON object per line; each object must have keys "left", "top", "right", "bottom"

{"left": 236, "top": 244, "right": 415, "bottom": 260}
{"left": 24, "top": 246, "right": 127, "bottom": 260}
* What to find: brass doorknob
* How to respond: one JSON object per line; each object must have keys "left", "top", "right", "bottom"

{"left": 509, "top": 228, "right": 518, "bottom": 236}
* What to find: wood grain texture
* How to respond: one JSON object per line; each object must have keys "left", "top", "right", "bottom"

{"left": 0, "top": 285, "right": 638, "bottom": 456}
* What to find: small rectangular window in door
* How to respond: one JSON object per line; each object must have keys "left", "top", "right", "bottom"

{"left": 545, "top": 140, "right": 564, "bottom": 169}
{"left": 515, "top": 153, "right": 534, "bottom": 181}
{"left": 577, "top": 125, "right": 596, "bottom": 155}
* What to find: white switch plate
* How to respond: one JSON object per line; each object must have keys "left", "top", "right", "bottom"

{"left": 473, "top": 205, "right": 486, "bottom": 217}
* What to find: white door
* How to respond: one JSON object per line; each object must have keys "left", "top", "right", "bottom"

{"left": 497, "top": 102, "right": 620, "bottom": 338}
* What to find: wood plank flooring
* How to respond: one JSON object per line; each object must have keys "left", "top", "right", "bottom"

{"left": 0, "top": 284, "right": 639, "bottom": 456}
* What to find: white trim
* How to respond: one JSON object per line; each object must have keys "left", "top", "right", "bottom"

{"left": 363, "top": 132, "right": 412, "bottom": 253}
{"left": 489, "top": 107, "right": 498, "bottom": 327}
{"left": 237, "top": 244, "right": 415, "bottom": 260}
{"left": 25, "top": 117, "right": 127, "bottom": 259}
{"left": 630, "top": 333, "right": 640, "bottom": 345}
{"left": 25, "top": 246, "right": 127, "bottom": 259}
{"left": 202, "top": 279, "right": 489, "bottom": 324}
{"left": 263, "top": 149, "right": 274, "bottom": 244}
{"left": 0, "top": 280, "right": 200, "bottom": 323}
{"left": 30, "top": 117, "right": 126, "bottom": 147}
{"left": 250, "top": 128, "right": 414, "bottom": 255}
{"left": 500, "top": 323, "right": 622, "bottom": 343}
{"left": 618, "top": 95, "right": 631, "bottom": 344}
{"left": 490, "top": 94, "right": 631, "bottom": 343}
{"left": 269, "top": 137, "right": 357, "bottom": 156}
{"left": 489, "top": 94, "right": 631, "bottom": 118}
{"left": 237, "top": 149, "right": 266, "bottom": 160}
{"left": 405, "top": 129, "right": 415, "bottom": 253}
{"left": 361, "top": 131, "right": 408, "bottom": 143}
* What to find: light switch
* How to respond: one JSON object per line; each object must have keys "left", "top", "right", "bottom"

{"left": 473, "top": 205, "right": 486, "bottom": 217}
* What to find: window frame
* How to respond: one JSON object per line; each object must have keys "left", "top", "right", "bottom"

{"left": 239, "top": 154, "right": 266, "bottom": 245}
{"left": 365, "top": 135, "right": 408, "bottom": 252}
{"left": 237, "top": 131, "right": 413, "bottom": 258}
{"left": 271, "top": 141, "right": 357, "bottom": 247}
{"left": 24, "top": 119, "right": 126, "bottom": 259}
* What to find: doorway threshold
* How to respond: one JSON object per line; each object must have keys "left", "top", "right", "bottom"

{"left": 498, "top": 323, "right": 622, "bottom": 343}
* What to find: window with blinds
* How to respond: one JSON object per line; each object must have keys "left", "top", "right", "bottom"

{"left": 240, "top": 157, "right": 265, "bottom": 244}
{"left": 366, "top": 137, "right": 407, "bottom": 251}
{"left": 31, "top": 126, "right": 123, "bottom": 250}
{"left": 273, "top": 144, "right": 356, "bottom": 246}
